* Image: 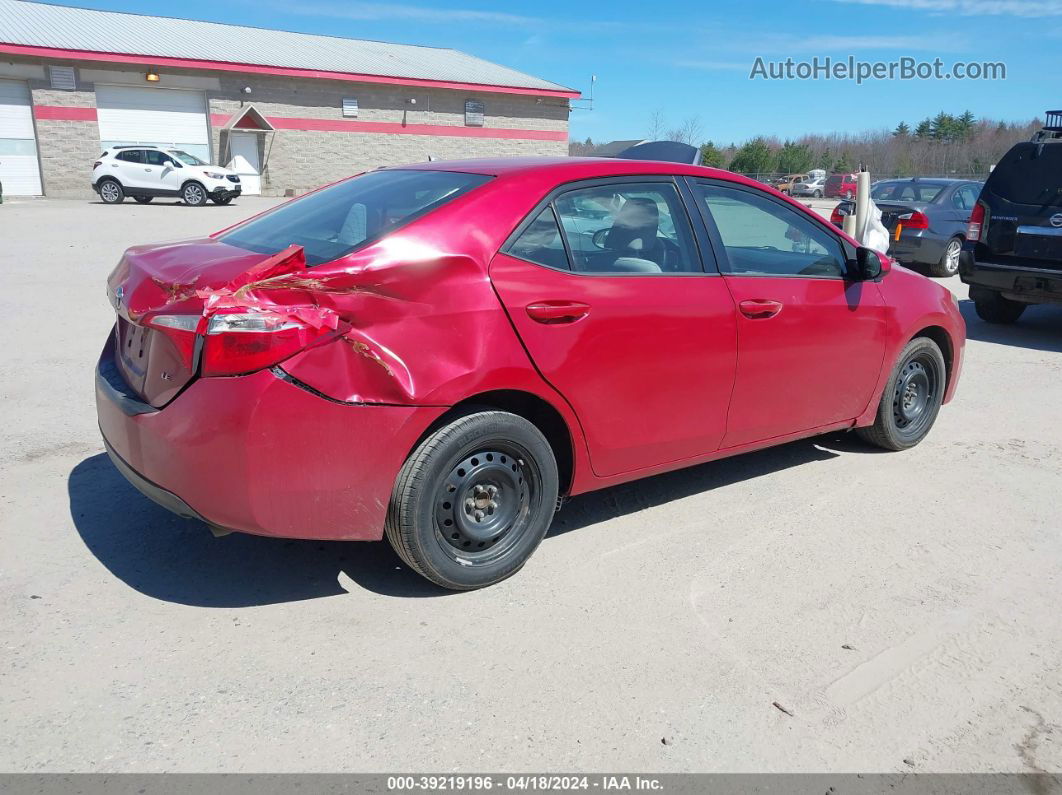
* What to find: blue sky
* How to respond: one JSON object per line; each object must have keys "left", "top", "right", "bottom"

{"left": 45, "top": 0, "right": 1056, "bottom": 143}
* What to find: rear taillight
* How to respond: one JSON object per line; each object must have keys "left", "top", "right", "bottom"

{"left": 830, "top": 206, "right": 845, "bottom": 225}
{"left": 201, "top": 312, "right": 330, "bottom": 377}
{"left": 966, "top": 201, "right": 985, "bottom": 241}
{"left": 897, "top": 210, "right": 929, "bottom": 229}
{"left": 144, "top": 314, "right": 200, "bottom": 362}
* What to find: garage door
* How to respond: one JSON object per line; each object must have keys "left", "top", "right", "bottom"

{"left": 96, "top": 85, "right": 211, "bottom": 162}
{"left": 0, "top": 79, "right": 43, "bottom": 196}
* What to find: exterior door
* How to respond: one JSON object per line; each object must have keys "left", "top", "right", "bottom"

{"left": 489, "top": 179, "right": 738, "bottom": 477}
{"left": 690, "top": 179, "right": 887, "bottom": 448}
{"left": 96, "top": 85, "right": 211, "bottom": 163}
{"left": 0, "top": 79, "right": 42, "bottom": 196}
{"left": 112, "top": 148, "right": 150, "bottom": 190}
{"left": 227, "top": 133, "right": 261, "bottom": 194}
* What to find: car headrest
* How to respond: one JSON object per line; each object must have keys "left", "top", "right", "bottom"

{"left": 604, "top": 198, "right": 659, "bottom": 252}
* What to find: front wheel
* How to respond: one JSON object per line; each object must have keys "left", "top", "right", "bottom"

{"left": 181, "top": 182, "right": 208, "bottom": 207}
{"left": 972, "top": 289, "right": 1025, "bottom": 324}
{"left": 385, "top": 411, "right": 559, "bottom": 590}
{"left": 857, "top": 337, "right": 946, "bottom": 451}
{"left": 930, "top": 237, "right": 962, "bottom": 277}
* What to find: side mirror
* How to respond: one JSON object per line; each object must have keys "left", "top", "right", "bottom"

{"left": 171, "top": 160, "right": 183, "bottom": 168}
{"left": 854, "top": 247, "right": 891, "bottom": 281}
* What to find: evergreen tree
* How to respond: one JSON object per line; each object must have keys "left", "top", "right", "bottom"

{"left": 699, "top": 141, "right": 726, "bottom": 168}
{"left": 893, "top": 121, "right": 910, "bottom": 137}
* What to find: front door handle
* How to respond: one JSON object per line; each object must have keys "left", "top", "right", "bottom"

{"left": 738, "top": 299, "right": 783, "bottom": 319}
{"left": 526, "top": 301, "right": 591, "bottom": 324}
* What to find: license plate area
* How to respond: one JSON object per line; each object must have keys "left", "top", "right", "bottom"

{"left": 115, "top": 316, "right": 152, "bottom": 395}
{"left": 1015, "top": 226, "right": 1062, "bottom": 261}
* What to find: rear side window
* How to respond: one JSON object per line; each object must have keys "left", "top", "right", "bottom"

{"left": 221, "top": 169, "right": 492, "bottom": 266}
{"left": 952, "top": 184, "right": 979, "bottom": 211}
{"left": 116, "top": 149, "right": 143, "bottom": 163}
{"left": 508, "top": 207, "right": 569, "bottom": 270}
{"left": 985, "top": 143, "right": 1062, "bottom": 206}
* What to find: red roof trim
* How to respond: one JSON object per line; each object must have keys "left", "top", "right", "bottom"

{"left": 0, "top": 43, "right": 580, "bottom": 98}
{"left": 210, "top": 113, "right": 566, "bottom": 140}
{"left": 33, "top": 105, "right": 97, "bottom": 120}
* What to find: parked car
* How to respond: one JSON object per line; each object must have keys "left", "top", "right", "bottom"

{"left": 960, "top": 112, "right": 1062, "bottom": 323}
{"left": 792, "top": 176, "right": 826, "bottom": 197}
{"left": 96, "top": 157, "right": 965, "bottom": 590}
{"left": 830, "top": 178, "right": 984, "bottom": 277}
{"left": 825, "top": 173, "right": 859, "bottom": 199}
{"left": 92, "top": 146, "right": 242, "bottom": 206}
{"left": 776, "top": 173, "right": 809, "bottom": 195}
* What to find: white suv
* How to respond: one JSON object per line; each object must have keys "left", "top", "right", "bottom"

{"left": 91, "top": 146, "right": 241, "bottom": 206}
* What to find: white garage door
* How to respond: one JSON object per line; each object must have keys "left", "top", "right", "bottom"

{"left": 0, "top": 79, "right": 43, "bottom": 196}
{"left": 96, "top": 85, "right": 211, "bottom": 162}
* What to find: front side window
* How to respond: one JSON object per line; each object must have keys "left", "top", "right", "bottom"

{"left": 221, "top": 169, "right": 492, "bottom": 266}
{"left": 145, "top": 150, "right": 175, "bottom": 166}
{"left": 551, "top": 182, "right": 700, "bottom": 274}
{"left": 696, "top": 182, "right": 847, "bottom": 278}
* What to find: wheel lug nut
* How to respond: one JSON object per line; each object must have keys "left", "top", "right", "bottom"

{"left": 487, "top": 485, "right": 498, "bottom": 496}
{"left": 474, "top": 510, "right": 484, "bottom": 521}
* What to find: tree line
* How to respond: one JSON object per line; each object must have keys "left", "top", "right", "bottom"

{"left": 569, "top": 111, "right": 1045, "bottom": 178}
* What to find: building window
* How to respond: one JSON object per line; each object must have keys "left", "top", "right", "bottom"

{"left": 342, "top": 98, "right": 358, "bottom": 118}
{"left": 464, "top": 99, "right": 484, "bottom": 127}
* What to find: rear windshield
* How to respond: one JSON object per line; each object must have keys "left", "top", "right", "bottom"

{"left": 985, "top": 143, "right": 1062, "bottom": 206}
{"left": 221, "top": 169, "right": 492, "bottom": 266}
{"left": 872, "top": 181, "right": 946, "bottom": 202}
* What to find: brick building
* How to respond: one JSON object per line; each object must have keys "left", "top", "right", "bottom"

{"left": 0, "top": 0, "right": 576, "bottom": 198}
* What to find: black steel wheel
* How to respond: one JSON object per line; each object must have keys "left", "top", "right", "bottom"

{"left": 857, "top": 337, "right": 946, "bottom": 451}
{"left": 386, "top": 411, "right": 559, "bottom": 590}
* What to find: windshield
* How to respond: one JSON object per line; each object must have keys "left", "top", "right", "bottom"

{"left": 169, "top": 150, "right": 207, "bottom": 166}
{"left": 220, "top": 169, "right": 492, "bottom": 266}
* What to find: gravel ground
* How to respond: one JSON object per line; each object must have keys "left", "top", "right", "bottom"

{"left": 1, "top": 197, "right": 1060, "bottom": 773}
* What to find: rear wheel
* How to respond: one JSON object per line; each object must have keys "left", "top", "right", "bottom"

{"left": 930, "top": 237, "right": 962, "bottom": 277}
{"left": 98, "top": 179, "right": 124, "bottom": 204}
{"left": 844, "top": 190, "right": 854, "bottom": 200}
{"left": 181, "top": 181, "right": 207, "bottom": 207}
{"left": 857, "top": 337, "right": 946, "bottom": 451}
{"left": 385, "top": 411, "right": 559, "bottom": 590}
{"left": 133, "top": 195, "right": 153, "bottom": 204}
{"left": 813, "top": 189, "right": 822, "bottom": 198}
{"left": 972, "top": 289, "right": 1025, "bottom": 324}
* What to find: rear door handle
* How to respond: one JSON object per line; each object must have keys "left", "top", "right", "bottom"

{"left": 525, "top": 301, "right": 591, "bottom": 324}
{"left": 738, "top": 299, "right": 783, "bottom": 319}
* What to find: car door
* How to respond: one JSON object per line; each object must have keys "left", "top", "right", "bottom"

{"left": 111, "top": 148, "right": 147, "bottom": 189}
{"left": 144, "top": 149, "right": 182, "bottom": 194}
{"left": 689, "top": 178, "right": 887, "bottom": 448}
{"left": 947, "top": 183, "right": 980, "bottom": 231}
{"left": 489, "top": 178, "right": 738, "bottom": 477}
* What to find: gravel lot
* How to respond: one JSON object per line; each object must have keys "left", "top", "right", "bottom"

{"left": 1, "top": 196, "right": 1060, "bottom": 773}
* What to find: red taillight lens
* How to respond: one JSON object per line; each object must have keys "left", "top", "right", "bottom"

{"left": 201, "top": 312, "right": 330, "bottom": 377}
{"left": 144, "top": 314, "right": 200, "bottom": 362}
{"left": 830, "top": 206, "right": 844, "bottom": 225}
{"left": 897, "top": 210, "right": 929, "bottom": 229}
{"left": 966, "top": 201, "right": 985, "bottom": 241}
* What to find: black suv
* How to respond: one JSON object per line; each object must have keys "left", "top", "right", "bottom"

{"left": 960, "top": 109, "right": 1062, "bottom": 323}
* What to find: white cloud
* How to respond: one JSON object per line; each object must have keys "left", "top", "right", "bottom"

{"left": 830, "top": 0, "right": 1062, "bottom": 16}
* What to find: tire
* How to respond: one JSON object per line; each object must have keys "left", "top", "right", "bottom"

{"left": 212, "top": 196, "right": 233, "bottom": 205}
{"left": 857, "top": 337, "right": 946, "bottom": 452}
{"left": 930, "top": 237, "right": 962, "bottom": 278}
{"left": 98, "top": 179, "right": 124, "bottom": 204}
{"left": 385, "top": 411, "right": 559, "bottom": 590}
{"left": 181, "top": 181, "right": 208, "bottom": 207}
{"left": 133, "top": 196, "right": 153, "bottom": 204}
{"left": 972, "top": 289, "right": 1025, "bottom": 324}
{"left": 813, "top": 190, "right": 822, "bottom": 198}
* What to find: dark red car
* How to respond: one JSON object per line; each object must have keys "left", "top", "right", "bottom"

{"left": 96, "top": 158, "right": 965, "bottom": 590}
{"left": 825, "top": 173, "right": 859, "bottom": 199}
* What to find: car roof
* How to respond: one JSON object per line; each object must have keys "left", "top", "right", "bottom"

{"left": 393, "top": 156, "right": 733, "bottom": 180}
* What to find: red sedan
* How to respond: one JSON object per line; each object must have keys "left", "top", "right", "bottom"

{"left": 96, "top": 157, "right": 965, "bottom": 590}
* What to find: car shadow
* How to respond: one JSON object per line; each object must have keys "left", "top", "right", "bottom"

{"left": 71, "top": 437, "right": 850, "bottom": 607}
{"left": 959, "top": 299, "right": 1062, "bottom": 353}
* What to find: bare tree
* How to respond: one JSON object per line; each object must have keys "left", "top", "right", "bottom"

{"left": 647, "top": 109, "right": 667, "bottom": 141}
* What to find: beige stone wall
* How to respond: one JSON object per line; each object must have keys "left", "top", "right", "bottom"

{"left": 5, "top": 55, "right": 570, "bottom": 198}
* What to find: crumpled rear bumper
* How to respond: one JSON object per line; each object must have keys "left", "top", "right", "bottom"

{"left": 95, "top": 338, "right": 446, "bottom": 540}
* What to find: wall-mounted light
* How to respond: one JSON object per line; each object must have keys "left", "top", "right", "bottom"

{"left": 242, "top": 86, "right": 252, "bottom": 95}
{"left": 145, "top": 69, "right": 160, "bottom": 82}
{"left": 407, "top": 97, "right": 417, "bottom": 105}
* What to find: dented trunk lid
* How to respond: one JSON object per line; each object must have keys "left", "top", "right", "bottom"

{"left": 107, "top": 238, "right": 272, "bottom": 407}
